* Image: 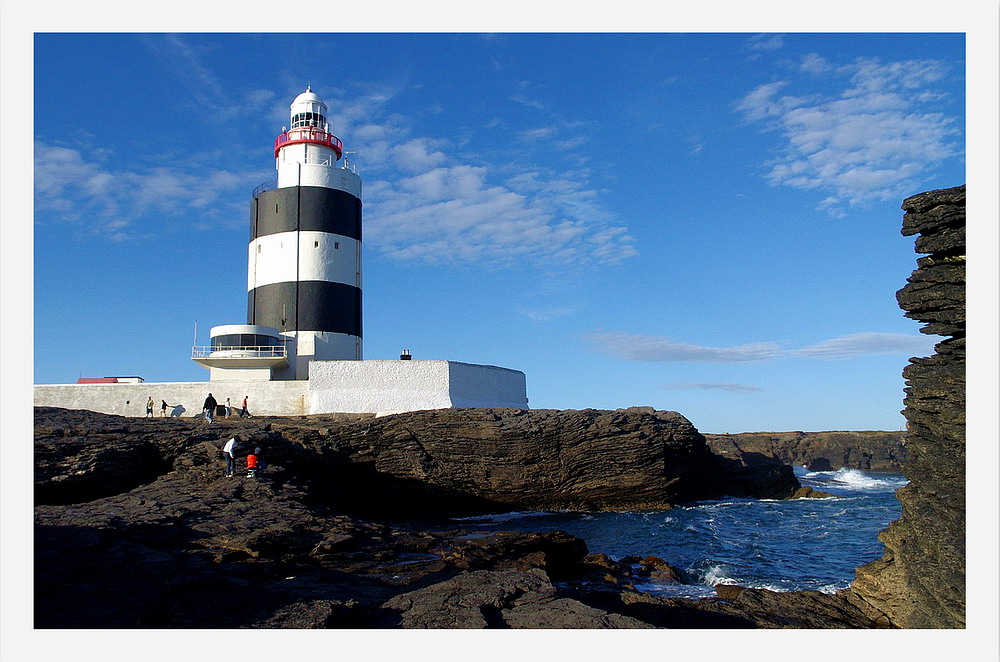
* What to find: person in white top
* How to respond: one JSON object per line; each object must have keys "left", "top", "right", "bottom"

{"left": 223, "top": 435, "right": 241, "bottom": 477}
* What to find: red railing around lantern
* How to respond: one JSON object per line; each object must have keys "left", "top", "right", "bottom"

{"left": 274, "top": 129, "right": 343, "bottom": 159}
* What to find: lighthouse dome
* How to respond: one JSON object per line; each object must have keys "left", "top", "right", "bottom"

{"left": 291, "top": 85, "right": 327, "bottom": 111}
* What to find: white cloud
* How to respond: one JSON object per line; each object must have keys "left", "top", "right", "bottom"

{"left": 367, "top": 163, "right": 633, "bottom": 266}
{"left": 34, "top": 141, "right": 265, "bottom": 237}
{"left": 799, "top": 53, "right": 832, "bottom": 75}
{"left": 736, "top": 57, "right": 960, "bottom": 212}
{"left": 349, "top": 101, "right": 636, "bottom": 266}
{"left": 518, "top": 306, "right": 579, "bottom": 323}
{"left": 746, "top": 34, "right": 785, "bottom": 53}
{"left": 790, "top": 332, "right": 939, "bottom": 360}
{"left": 583, "top": 333, "right": 784, "bottom": 363}
{"left": 662, "top": 382, "right": 764, "bottom": 393}
{"left": 391, "top": 138, "right": 448, "bottom": 173}
{"left": 584, "top": 331, "right": 938, "bottom": 363}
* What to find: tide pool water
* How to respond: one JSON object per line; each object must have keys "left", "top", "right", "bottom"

{"left": 447, "top": 467, "right": 908, "bottom": 599}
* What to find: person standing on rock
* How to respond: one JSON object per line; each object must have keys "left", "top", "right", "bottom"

{"left": 245, "top": 447, "right": 261, "bottom": 478}
{"left": 225, "top": 397, "right": 232, "bottom": 418}
{"left": 160, "top": 400, "right": 169, "bottom": 417}
{"left": 222, "top": 435, "right": 241, "bottom": 477}
{"left": 203, "top": 393, "right": 217, "bottom": 423}
{"left": 145, "top": 397, "right": 154, "bottom": 418}
{"left": 240, "top": 395, "right": 252, "bottom": 418}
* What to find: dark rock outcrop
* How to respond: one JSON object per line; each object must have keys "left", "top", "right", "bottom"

{"left": 371, "top": 569, "right": 656, "bottom": 629}
{"left": 849, "top": 185, "right": 966, "bottom": 628}
{"left": 704, "top": 431, "right": 906, "bottom": 473}
{"left": 35, "top": 406, "right": 802, "bottom": 515}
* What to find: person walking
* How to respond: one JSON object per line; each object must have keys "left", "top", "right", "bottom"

{"left": 225, "top": 397, "right": 233, "bottom": 418}
{"left": 160, "top": 399, "right": 169, "bottom": 417}
{"left": 222, "top": 435, "right": 241, "bottom": 477}
{"left": 145, "top": 397, "right": 154, "bottom": 418}
{"left": 203, "top": 393, "right": 218, "bottom": 423}
{"left": 240, "top": 395, "right": 252, "bottom": 418}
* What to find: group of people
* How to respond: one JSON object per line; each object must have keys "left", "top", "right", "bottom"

{"left": 221, "top": 435, "right": 266, "bottom": 478}
{"left": 141, "top": 394, "right": 253, "bottom": 420}
{"left": 201, "top": 394, "right": 253, "bottom": 423}
{"left": 145, "top": 397, "right": 171, "bottom": 418}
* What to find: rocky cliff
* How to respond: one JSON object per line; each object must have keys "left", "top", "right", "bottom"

{"left": 849, "top": 185, "right": 966, "bottom": 628}
{"left": 703, "top": 430, "right": 906, "bottom": 473}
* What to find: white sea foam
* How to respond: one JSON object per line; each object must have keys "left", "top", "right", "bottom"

{"left": 828, "top": 468, "right": 908, "bottom": 492}
{"left": 701, "top": 564, "right": 737, "bottom": 587}
{"left": 450, "top": 510, "right": 552, "bottom": 524}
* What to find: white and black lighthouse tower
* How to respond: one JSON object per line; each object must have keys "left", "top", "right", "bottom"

{"left": 247, "top": 86, "right": 363, "bottom": 379}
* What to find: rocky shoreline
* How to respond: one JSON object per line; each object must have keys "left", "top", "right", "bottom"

{"left": 34, "top": 405, "right": 872, "bottom": 628}
{"left": 703, "top": 430, "right": 906, "bottom": 473}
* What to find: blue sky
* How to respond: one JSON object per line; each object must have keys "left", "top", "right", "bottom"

{"left": 13, "top": 20, "right": 989, "bottom": 435}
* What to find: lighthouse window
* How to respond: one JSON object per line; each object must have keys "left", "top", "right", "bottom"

{"left": 291, "top": 112, "right": 327, "bottom": 129}
{"left": 212, "top": 333, "right": 281, "bottom": 349}
{"left": 314, "top": 241, "right": 319, "bottom": 248}
{"left": 334, "top": 242, "right": 340, "bottom": 249}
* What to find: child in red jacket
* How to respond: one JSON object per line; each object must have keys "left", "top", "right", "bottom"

{"left": 246, "top": 447, "right": 264, "bottom": 478}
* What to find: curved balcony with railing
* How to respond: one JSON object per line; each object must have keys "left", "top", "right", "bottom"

{"left": 191, "top": 344, "right": 289, "bottom": 371}
{"left": 274, "top": 128, "right": 343, "bottom": 159}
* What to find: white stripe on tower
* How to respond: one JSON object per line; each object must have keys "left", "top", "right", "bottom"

{"left": 247, "top": 86, "right": 363, "bottom": 379}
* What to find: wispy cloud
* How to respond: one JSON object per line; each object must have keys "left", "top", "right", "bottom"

{"left": 735, "top": 56, "right": 960, "bottom": 215}
{"left": 662, "top": 382, "right": 764, "bottom": 393}
{"left": 584, "top": 331, "right": 938, "bottom": 363}
{"left": 790, "top": 332, "right": 939, "bottom": 359}
{"left": 583, "top": 333, "right": 784, "bottom": 363}
{"left": 34, "top": 141, "right": 266, "bottom": 239}
{"left": 140, "top": 34, "right": 227, "bottom": 111}
{"left": 339, "top": 87, "right": 637, "bottom": 267}
{"left": 745, "top": 33, "right": 785, "bottom": 58}
{"left": 518, "top": 305, "right": 580, "bottom": 323}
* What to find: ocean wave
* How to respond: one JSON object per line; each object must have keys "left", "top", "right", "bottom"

{"left": 450, "top": 510, "right": 554, "bottom": 524}
{"left": 826, "top": 468, "right": 908, "bottom": 491}
{"left": 700, "top": 563, "right": 737, "bottom": 587}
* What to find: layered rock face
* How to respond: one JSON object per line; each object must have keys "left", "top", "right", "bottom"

{"left": 849, "top": 185, "right": 966, "bottom": 628}
{"left": 274, "top": 407, "right": 802, "bottom": 514}
{"left": 34, "top": 406, "right": 801, "bottom": 516}
{"left": 704, "top": 431, "right": 906, "bottom": 473}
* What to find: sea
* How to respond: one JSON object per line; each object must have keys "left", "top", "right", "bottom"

{"left": 441, "top": 466, "right": 908, "bottom": 599}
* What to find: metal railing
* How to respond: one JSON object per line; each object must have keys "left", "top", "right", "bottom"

{"left": 252, "top": 180, "right": 277, "bottom": 199}
{"left": 274, "top": 128, "right": 343, "bottom": 158}
{"left": 191, "top": 345, "right": 287, "bottom": 359}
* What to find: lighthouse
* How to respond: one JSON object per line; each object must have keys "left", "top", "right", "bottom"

{"left": 247, "top": 86, "right": 363, "bottom": 379}
{"left": 177, "top": 85, "right": 527, "bottom": 412}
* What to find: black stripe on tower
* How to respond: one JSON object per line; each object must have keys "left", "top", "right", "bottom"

{"left": 251, "top": 186, "right": 361, "bottom": 241}
{"left": 248, "top": 281, "right": 362, "bottom": 337}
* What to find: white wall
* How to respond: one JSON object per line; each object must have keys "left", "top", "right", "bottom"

{"left": 307, "top": 360, "right": 454, "bottom": 415}
{"left": 34, "top": 360, "right": 528, "bottom": 418}
{"left": 448, "top": 361, "right": 529, "bottom": 409}
{"left": 307, "top": 360, "right": 528, "bottom": 415}
{"left": 34, "top": 381, "right": 310, "bottom": 418}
